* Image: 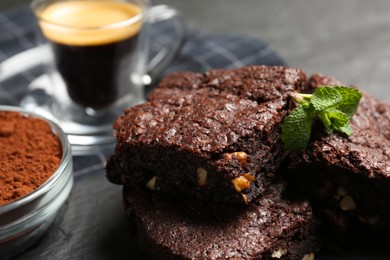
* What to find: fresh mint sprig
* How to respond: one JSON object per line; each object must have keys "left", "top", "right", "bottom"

{"left": 281, "top": 86, "right": 362, "bottom": 151}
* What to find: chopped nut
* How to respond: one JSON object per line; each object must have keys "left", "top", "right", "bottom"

{"left": 232, "top": 176, "right": 251, "bottom": 192}
{"left": 302, "top": 253, "right": 315, "bottom": 260}
{"left": 146, "top": 176, "right": 157, "bottom": 190}
{"left": 340, "top": 195, "right": 357, "bottom": 211}
{"left": 224, "top": 153, "right": 233, "bottom": 160}
{"left": 271, "top": 248, "right": 287, "bottom": 258}
{"left": 337, "top": 186, "right": 348, "bottom": 196}
{"left": 368, "top": 171, "right": 375, "bottom": 179}
{"left": 196, "top": 167, "right": 208, "bottom": 187}
{"left": 242, "top": 194, "right": 249, "bottom": 204}
{"left": 242, "top": 173, "right": 255, "bottom": 182}
{"left": 233, "top": 151, "right": 248, "bottom": 164}
{"left": 224, "top": 151, "right": 248, "bottom": 166}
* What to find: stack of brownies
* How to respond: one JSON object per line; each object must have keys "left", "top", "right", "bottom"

{"left": 285, "top": 73, "right": 390, "bottom": 233}
{"left": 106, "top": 65, "right": 390, "bottom": 259}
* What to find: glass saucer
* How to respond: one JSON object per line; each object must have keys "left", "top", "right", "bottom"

{"left": 20, "top": 74, "right": 144, "bottom": 156}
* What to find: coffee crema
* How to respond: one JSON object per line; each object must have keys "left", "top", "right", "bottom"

{"left": 38, "top": 1, "right": 143, "bottom": 46}
{"left": 37, "top": 1, "right": 144, "bottom": 109}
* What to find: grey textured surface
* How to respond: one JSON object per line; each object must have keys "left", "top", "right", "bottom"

{"left": 0, "top": 0, "right": 27, "bottom": 10}
{"left": 159, "top": 0, "right": 390, "bottom": 102}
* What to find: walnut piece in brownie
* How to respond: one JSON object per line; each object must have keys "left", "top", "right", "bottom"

{"left": 285, "top": 73, "right": 390, "bottom": 229}
{"left": 106, "top": 66, "right": 306, "bottom": 204}
{"left": 123, "top": 184, "right": 319, "bottom": 260}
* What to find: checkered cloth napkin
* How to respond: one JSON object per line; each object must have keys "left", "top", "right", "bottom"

{"left": 0, "top": 5, "right": 286, "bottom": 174}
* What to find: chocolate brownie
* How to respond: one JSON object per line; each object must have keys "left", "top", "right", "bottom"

{"left": 123, "top": 184, "right": 319, "bottom": 260}
{"left": 106, "top": 66, "right": 307, "bottom": 204}
{"left": 284, "top": 74, "right": 390, "bottom": 229}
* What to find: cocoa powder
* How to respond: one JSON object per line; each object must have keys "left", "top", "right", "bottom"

{"left": 0, "top": 111, "right": 62, "bottom": 206}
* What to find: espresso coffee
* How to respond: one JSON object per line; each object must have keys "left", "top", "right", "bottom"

{"left": 38, "top": 1, "right": 143, "bottom": 109}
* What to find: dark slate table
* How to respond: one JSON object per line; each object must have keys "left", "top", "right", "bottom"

{"left": 1, "top": 1, "right": 389, "bottom": 259}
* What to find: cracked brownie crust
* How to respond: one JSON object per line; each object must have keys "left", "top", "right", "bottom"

{"left": 106, "top": 66, "right": 306, "bottom": 204}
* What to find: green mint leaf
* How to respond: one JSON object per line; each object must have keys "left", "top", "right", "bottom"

{"left": 339, "top": 124, "right": 353, "bottom": 136}
{"left": 311, "top": 87, "right": 342, "bottom": 112}
{"left": 321, "top": 107, "right": 350, "bottom": 135}
{"left": 332, "top": 86, "right": 363, "bottom": 118}
{"left": 317, "top": 110, "right": 331, "bottom": 130}
{"left": 281, "top": 85, "right": 362, "bottom": 151}
{"left": 281, "top": 105, "right": 314, "bottom": 151}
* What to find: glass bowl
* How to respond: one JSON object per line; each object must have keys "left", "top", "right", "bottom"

{"left": 0, "top": 105, "right": 73, "bottom": 259}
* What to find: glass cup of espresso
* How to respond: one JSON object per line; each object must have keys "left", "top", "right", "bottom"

{"left": 27, "top": 0, "right": 184, "bottom": 154}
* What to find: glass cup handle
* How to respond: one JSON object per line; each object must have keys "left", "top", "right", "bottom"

{"left": 142, "top": 5, "right": 186, "bottom": 86}
{"left": 0, "top": 45, "right": 50, "bottom": 83}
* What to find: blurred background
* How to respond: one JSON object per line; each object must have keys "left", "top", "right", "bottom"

{"left": 2, "top": 0, "right": 390, "bottom": 101}
{"left": 0, "top": 0, "right": 28, "bottom": 9}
